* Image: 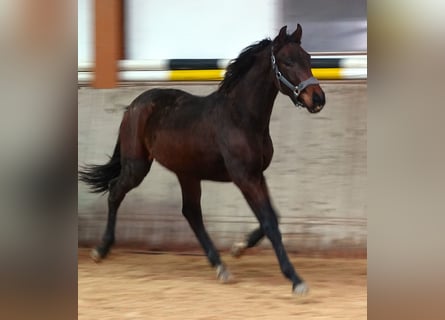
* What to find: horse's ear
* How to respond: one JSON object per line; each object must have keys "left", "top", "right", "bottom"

{"left": 273, "top": 25, "right": 288, "bottom": 46}
{"left": 290, "top": 24, "right": 302, "bottom": 44}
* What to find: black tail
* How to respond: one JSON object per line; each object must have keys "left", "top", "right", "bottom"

{"left": 79, "top": 139, "right": 121, "bottom": 194}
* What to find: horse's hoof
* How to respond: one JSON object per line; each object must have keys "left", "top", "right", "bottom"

{"left": 231, "top": 241, "right": 247, "bottom": 258}
{"left": 216, "top": 265, "right": 234, "bottom": 284}
{"left": 292, "top": 282, "right": 309, "bottom": 296}
{"left": 90, "top": 248, "right": 103, "bottom": 263}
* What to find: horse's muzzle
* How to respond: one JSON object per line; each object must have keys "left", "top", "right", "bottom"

{"left": 292, "top": 91, "right": 325, "bottom": 113}
{"left": 307, "top": 105, "right": 324, "bottom": 113}
{"left": 306, "top": 91, "right": 325, "bottom": 113}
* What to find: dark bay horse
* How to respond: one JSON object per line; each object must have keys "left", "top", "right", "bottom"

{"left": 79, "top": 24, "right": 326, "bottom": 295}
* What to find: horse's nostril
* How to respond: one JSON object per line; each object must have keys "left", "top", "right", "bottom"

{"left": 313, "top": 92, "right": 325, "bottom": 106}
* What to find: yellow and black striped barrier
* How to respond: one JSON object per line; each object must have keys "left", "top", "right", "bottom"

{"left": 78, "top": 55, "right": 367, "bottom": 83}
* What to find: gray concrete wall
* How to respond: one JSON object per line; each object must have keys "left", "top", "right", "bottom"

{"left": 78, "top": 82, "right": 366, "bottom": 253}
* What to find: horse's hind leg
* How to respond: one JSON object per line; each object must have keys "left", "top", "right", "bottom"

{"left": 178, "top": 176, "right": 233, "bottom": 283}
{"left": 232, "top": 214, "right": 282, "bottom": 257}
{"left": 91, "top": 159, "right": 152, "bottom": 261}
{"left": 231, "top": 227, "right": 264, "bottom": 257}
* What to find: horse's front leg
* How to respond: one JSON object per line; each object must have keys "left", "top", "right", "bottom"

{"left": 234, "top": 175, "right": 308, "bottom": 295}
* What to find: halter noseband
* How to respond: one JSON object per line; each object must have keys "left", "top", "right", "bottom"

{"left": 271, "top": 47, "right": 319, "bottom": 108}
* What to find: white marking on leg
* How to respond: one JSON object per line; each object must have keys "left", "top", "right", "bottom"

{"left": 90, "top": 248, "right": 102, "bottom": 263}
{"left": 293, "top": 282, "right": 309, "bottom": 296}
{"left": 231, "top": 241, "right": 247, "bottom": 258}
{"left": 216, "top": 264, "right": 234, "bottom": 283}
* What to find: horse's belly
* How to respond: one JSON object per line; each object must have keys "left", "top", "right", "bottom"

{"left": 147, "top": 132, "right": 231, "bottom": 182}
{"left": 156, "top": 153, "right": 231, "bottom": 181}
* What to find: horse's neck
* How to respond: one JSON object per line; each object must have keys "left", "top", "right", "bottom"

{"left": 228, "top": 51, "right": 278, "bottom": 131}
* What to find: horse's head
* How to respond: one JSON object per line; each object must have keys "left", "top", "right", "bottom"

{"left": 271, "top": 25, "right": 326, "bottom": 113}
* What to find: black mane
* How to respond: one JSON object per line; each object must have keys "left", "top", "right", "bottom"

{"left": 218, "top": 38, "right": 272, "bottom": 93}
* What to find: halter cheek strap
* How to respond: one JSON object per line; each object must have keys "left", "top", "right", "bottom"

{"left": 271, "top": 47, "right": 319, "bottom": 107}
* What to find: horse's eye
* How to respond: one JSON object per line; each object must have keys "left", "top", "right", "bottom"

{"left": 283, "top": 59, "right": 293, "bottom": 67}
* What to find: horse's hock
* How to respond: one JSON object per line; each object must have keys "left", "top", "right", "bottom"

{"left": 78, "top": 82, "right": 366, "bottom": 255}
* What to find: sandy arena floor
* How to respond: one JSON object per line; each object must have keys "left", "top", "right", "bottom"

{"left": 78, "top": 248, "right": 366, "bottom": 319}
